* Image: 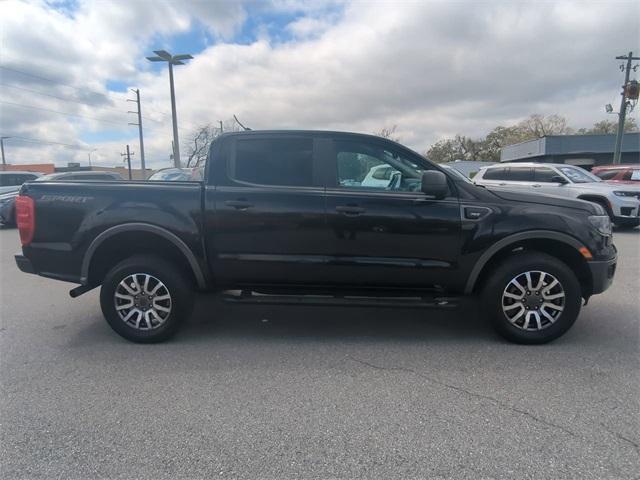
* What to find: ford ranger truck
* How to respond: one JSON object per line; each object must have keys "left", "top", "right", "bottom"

{"left": 14, "top": 131, "right": 617, "bottom": 344}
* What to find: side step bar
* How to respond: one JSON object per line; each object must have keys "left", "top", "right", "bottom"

{"left": 220, "top": 290, "right": 460, "bottom": 309}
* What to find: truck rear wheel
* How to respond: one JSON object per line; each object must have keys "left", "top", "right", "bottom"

{"left": 481, "top": 252, "right": 582, "bottom": 344}
{"left": 100, "top": 255, "right": 194, "bottom": 343}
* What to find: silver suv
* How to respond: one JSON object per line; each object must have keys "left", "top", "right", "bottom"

{"left": 474, "top": 162, "right": 640, "bottom": 227}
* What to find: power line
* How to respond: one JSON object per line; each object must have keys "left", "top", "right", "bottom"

{"left": 0, "top": 64, "right": 175, "bottom": 121}
{"left": 0, "top": 100, "right": 131, "bottom": 127}
{"left": 0, "top": 82, "right": 168, "bottom": 125}
{"left": 0, "top": 134, "right": 91, "bottom": 150}
{"left": 0, "top": 65, "right": 122, "bottom": 102}
{"left": 1, "top": 65, "right": 201, "bottom": 133}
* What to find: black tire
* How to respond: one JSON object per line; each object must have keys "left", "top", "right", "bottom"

{"left": 481, "top": 252, "right": 582, "bottom": 344}
{"left": 588, "top": 198, "right": 614, "bottom": 222}
{"left": 613, "top": 217, "right": 640, "bottom": 229}
{"left": 100, "top": 254, "right": 194, "bottom": 343}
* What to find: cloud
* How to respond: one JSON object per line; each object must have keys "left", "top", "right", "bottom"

{"left": 0, "top": 0, "right": 638, "bottom": 168}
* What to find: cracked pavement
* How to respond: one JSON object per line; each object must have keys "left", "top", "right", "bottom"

{"left": 1, "top": 227, "right": 638, "bottom": 479}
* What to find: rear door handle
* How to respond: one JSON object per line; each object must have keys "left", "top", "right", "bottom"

{"left": 532, "top": 184, "right": 542, "bottom": 188}
{"left": 336, "top": 205, "right": 365, "bottom": 215}
{"left": 225, "top": 200, "right": 253, "bottom": 210}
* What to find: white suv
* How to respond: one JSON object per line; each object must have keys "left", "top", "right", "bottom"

{"left": 474, "top": 162, "right": 640, "bottom": 227}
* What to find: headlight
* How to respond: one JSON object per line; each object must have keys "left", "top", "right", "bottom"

{"left": 588, "top": 215, "right": 612, "bottom": 236}
{"left": 613, "top": 191, "right": 638, "bottom": 197}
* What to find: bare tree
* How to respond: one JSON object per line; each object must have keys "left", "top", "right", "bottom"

{"left": 374, "top": 125, "right": 401, "bottom": 142}
{"left": 519, "top": 114, "right": 573, "bottom": 138}
{"left": 185, "top": 124, "right": 217, "bottom": 167}
{"left": 185, "top": 117, "right": 243, "bottom": 167}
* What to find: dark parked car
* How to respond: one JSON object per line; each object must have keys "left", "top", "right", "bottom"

{"left": 1, "top": 170, "right": 122, "bottom": 226}
{"left": 15, "top": 131, "right": 617, "bottom": 344}
{"left": 0, "top": 171, "right": 41, "bottom": 195}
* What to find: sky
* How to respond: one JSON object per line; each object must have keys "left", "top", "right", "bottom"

{"left": 0, "top": 0, "right": 638, "bottom": 169}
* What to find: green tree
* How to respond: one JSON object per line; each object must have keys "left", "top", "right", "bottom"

{"left": 576, "top": 118, "right": 638, "bottom": 134}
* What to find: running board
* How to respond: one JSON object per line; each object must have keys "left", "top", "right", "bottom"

{"left": 220, "top": 290, "right": 460, "bottom": 309}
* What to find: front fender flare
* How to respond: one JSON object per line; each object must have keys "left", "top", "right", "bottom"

{"left": 464, "top": 230, "right": 585, "bottom": 294}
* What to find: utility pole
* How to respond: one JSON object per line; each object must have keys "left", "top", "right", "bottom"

{"left": 121, "top": 145, "right": 134, "bottom": 180}
{"left": 146, "top": 50, "right": 193, "bottom": 168}
{"left": 219, "top": 120, "right": 223, "bottom": 133}
{"left": 88, "top": 148, "right": 97, "bottom": 168}
{"left": 613, "top": 51, "right": 640, "bottom": 164}
{"left": 0, "top": 136, "right": 9, "bottom": 168}
{"left": 127, "top": 89, "right": 146, "bottom": 174}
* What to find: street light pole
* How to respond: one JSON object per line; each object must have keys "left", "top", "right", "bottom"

{"left": 146, "top": 50, "right": 193, "bottom": 168}
{"left": 168, "top": 62, "right": 180, "bottom": 168}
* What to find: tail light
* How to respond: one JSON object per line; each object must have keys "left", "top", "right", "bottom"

{"left": 15, "top": 195, "right": 35, "bottom": 246}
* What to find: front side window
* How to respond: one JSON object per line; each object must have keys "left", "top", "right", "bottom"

{"left": 335, "top": 140, "right": 423, "bottom": 192}
{"left": 558, "top": 166, "right": 599, "bottom": 184}
{"left": 232, "top": 137, "right": 313, "bottom": 187}
{"left": 535, "top": 167, "right": 560, "bottom": 182}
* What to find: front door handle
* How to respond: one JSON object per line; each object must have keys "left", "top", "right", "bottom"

{"left": 225, "top": 200, "right": 253, "bottom": 210}
{"left": 336, "top": 205, "right": 365, "bottom": 215}
{"left": 532, "top": 184, "right": 542, "bottom": 188}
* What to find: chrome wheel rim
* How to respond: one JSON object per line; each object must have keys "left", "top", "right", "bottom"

{"left": 501, "top": 271, "right": 565, "bottom": 331}
{"left": 114, "top": 273, "right": 172, "bottom": 330}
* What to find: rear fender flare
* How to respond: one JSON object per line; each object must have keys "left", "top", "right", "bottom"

{"left": 80, "top": 223, "right": 207, "bottom": 289}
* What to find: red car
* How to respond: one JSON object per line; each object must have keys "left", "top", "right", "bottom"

{"left": 592, "top": 164, "right": 640, "bottom": 184}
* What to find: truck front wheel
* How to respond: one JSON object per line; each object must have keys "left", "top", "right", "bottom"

{"left": 481, "top": 252, "right": 582, "bottom": 344}
{"left": 100, "top": 255, "right": 194, "bottom": 343}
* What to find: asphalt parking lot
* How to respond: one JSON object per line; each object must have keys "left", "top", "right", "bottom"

{"left": 1, "top": 227, "right": 638, "bottom": 480}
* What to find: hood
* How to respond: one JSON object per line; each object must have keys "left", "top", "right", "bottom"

{"left": 488, "top": 189, "right": 600, "bottom": 214}
{"left": 577, "top": 181, "right": 640, "bottom": 193}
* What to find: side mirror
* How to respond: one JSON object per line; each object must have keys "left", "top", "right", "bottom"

{"left": 551, "top": 175, "right": 568, "bottom": 184}
{"left": 421, "top": 170, "right": 448, "bottom": 199}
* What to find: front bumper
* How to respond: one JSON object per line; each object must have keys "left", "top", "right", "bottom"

{"left": 15, "top": 254, "right": 36, "bottom": 275}
{"left": 588, "top": 255, "right": 617, "bottom": 295}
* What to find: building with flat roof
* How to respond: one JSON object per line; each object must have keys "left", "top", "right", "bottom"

{"left": 500, "top": 132, "right": 640, "bottom": 168}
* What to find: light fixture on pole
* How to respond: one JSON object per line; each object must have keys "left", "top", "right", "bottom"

{"left": 146, "top": 50, "right": 193, "bottom": 168}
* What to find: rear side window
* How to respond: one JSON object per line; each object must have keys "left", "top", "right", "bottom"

{"left": 623, "top": 170, "right": 640, "bottom": 181}
{"left": 0, "top": 174, "right": 31, "bottom": 186}
{"left": 232, "top": 138, "right": 314, "bottom": 187}
{"left": 508, "top": 167, "right": 534, "bottom": 181}
{"left": 482, "top": 167, "right": 508, "bottom": 180}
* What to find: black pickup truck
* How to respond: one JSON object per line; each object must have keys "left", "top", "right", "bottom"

{"left": 15, "top": 131, "right": 617, "bottom": 344}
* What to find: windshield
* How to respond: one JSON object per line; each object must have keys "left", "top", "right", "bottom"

{"left": 34, "top": 173, "right": 60, "bottom": 181}
{"left": 557, "top": 166, "right": 601, "bottom": 184}
{"left": 148, "top": 169, "right": 192, "bottom": 181}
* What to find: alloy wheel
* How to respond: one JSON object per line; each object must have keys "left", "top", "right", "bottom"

{"left": 501, "top": 270, "right": 565, "bottom": 331}
{"left": 114, "top": 273, "right": 172, "bottom": 330}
